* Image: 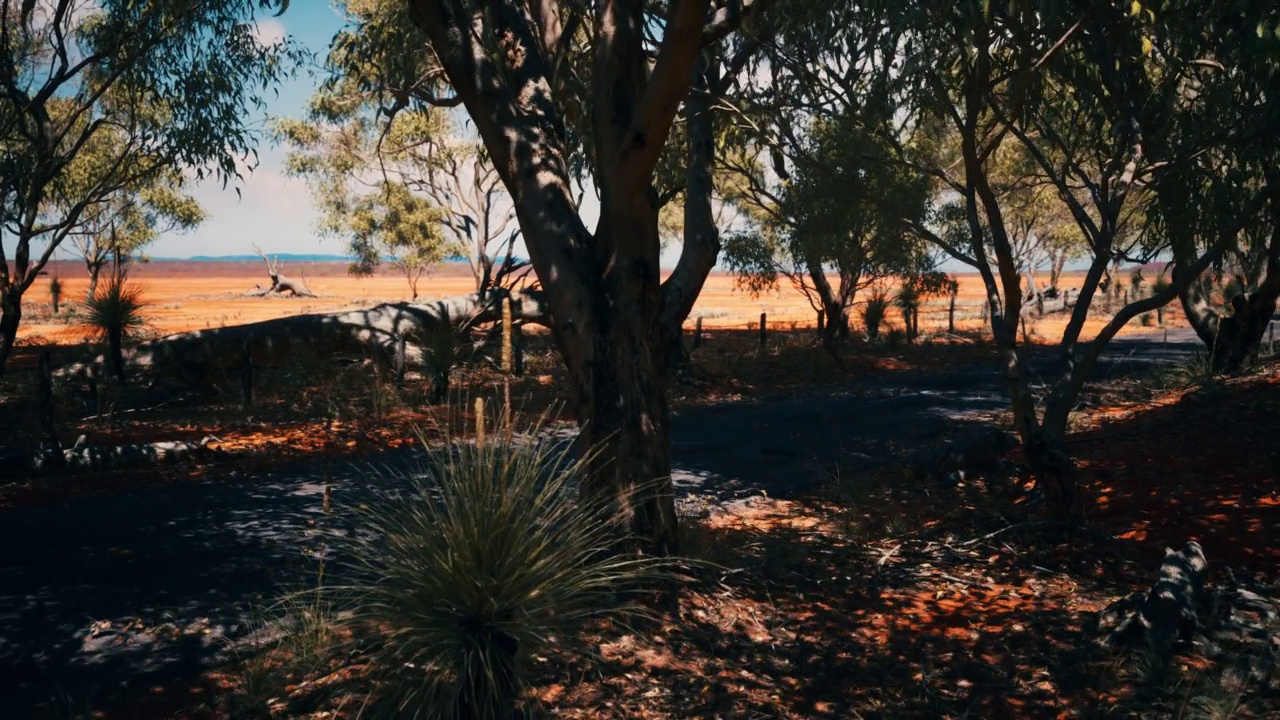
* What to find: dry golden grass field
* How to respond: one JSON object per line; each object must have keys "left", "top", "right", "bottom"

{"left": 21, "top": 259, "right": 1185, "bottom": 346}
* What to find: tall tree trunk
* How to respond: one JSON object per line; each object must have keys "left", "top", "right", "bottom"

{"left": 86, "top": 263, "right": 102, "bottom": 301}
{"left": 1050, "top": 252, "right": 1067, "bottom": 290}
{"left": 0, "top": 290, "right": 21, "bottom": 375}
{"left": 583, "top": 202, "right": 678, "bottom": 556}
{"left": 659, "top": 52, "right": 720, "bottom": 374}
{"left": 108, "top": 326, "right": 127, "bottom": 386}
{"left": 1027, "top": 396, "right": 1085, "bottom": 523}
{"left": 804, "top": 259, "right": 848, "bottom": 354}
{"left": 1179, "top": 214, "right": 1280, "bottom": 373}
{"left": 1205, "top": 290, "right": 1279, "bottom": 372}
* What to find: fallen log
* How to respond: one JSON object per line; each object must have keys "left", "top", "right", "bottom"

{"left": 246, "top": 245, "right": 317, "bottom": 297}
{"left": 1097, "top": 541, "right": 1209, "bottom": 651}
{"left": 56, "top": 289, "right": 546, "bottom": 383}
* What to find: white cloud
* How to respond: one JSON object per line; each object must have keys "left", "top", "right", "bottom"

{"left": 252, "top": 18, "right": 287, "bottom": 48}
{"left": 150, "top": 153, "right": 335, "bottom": 258}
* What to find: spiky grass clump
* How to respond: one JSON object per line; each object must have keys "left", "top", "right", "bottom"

{"left": 862, "top": 292, "right": 890, "bottom": 342}
{"left": 82, "top": 272, "right": 148, "bottom": 385}
{"left": 894, "top": 284, "right": 919, "bottom": 341}
{"left": 422, "top": 317, "right": 472, "bottom": 404}
{"left": 337, "top": 412, "right": 673, "bottom": 718}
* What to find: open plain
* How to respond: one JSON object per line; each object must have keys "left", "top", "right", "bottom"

{"left": 20, "top": 259, "right": 1188, "bottom": 346}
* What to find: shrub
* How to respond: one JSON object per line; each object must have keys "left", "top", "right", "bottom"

{"left": 1140, "top": 312, "right": 1155, "bottom": 327}
{"left": 862, "top": 292, "right": 890, "bottom": 341}
{"left": 334, "top": 411, "right": 673, "bottom": 717}
{"left": 884, "top": 326, "right": 907, "bottom": 350}
{"left": 82, "top": 271, "right": 148, "bottom": 385}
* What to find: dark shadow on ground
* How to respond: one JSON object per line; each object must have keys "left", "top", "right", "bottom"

{"left": 0, "top": 329, "right": 1205, "bottom": 714}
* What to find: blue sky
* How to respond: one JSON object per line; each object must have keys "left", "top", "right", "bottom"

{"left": 129, "top": 3, "right": 637, "bottom": 265}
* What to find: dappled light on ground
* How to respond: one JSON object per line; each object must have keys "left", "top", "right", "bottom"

{"left": 1074, "top": 367, "right": 1280, "bottom": 572}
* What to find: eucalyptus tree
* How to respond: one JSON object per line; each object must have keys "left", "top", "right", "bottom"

{"left": 278, "top": 106, "right": 463, "bottom": 300}
{"left": 723, "top": 111, "right": 936, "bottom": 350}
{"left": 889, "top": 0, "right": 1277, "bottom": 520}
{"left": 286, "top": 1, "right": 532, "bottom": 300}
{"left": 1144, "top": 0, "right": 1280, "bottom": 372}
{"left": 392, "top": 0, "right": 768, "bottom": 553}
{"left": 0, "top": 0, "right": 301, "bottom": 373}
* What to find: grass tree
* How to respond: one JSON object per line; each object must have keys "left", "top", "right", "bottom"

{"left": 0, "top": 0, "right": 302, "bottom": 373}
{"left": 82, "top": 269, "right": 148, "bottom": 386}
{"left": 334, "top": 413, "right": 673, "bottom": 716}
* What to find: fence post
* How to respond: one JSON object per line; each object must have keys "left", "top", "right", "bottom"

{"left": 759, "top": 312, "right": 767, "bottom": 349}
{"left": 817, "top": 310, "right": 825, "bottom": 336}
{"left": 1163, "top": 327, "right": 1169, "bottom": 356}
{"left": 693, "top": 316, "right": 703, "bottom": 349}
{"left": 948, "top": 294, "right": 956, "bottom": 334}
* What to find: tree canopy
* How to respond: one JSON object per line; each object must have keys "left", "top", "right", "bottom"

{"left": 0, "top": 0, "right": 303, "bottom": 370}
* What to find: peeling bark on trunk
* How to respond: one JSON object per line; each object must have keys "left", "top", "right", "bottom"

{"left": 582, "top": 201, "right": 679, "bottom": 557}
